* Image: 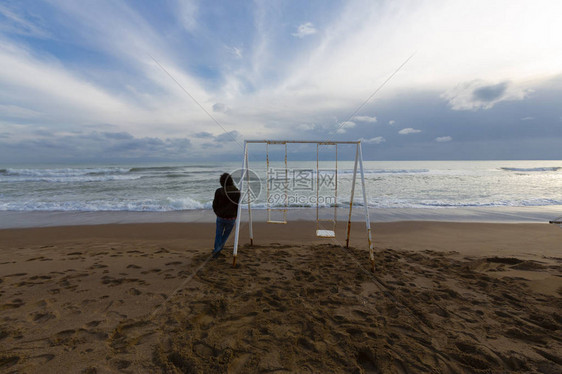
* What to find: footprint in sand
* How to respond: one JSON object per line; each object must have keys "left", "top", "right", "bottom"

{"left": 165, "top": 261, "right": 182, "bottom": 266}
{"left": 112, "top": 359, "right": 131, "bottom": 370}
{"left": 107, "top": 319, "right": 153, "bottom": 354}
{"left": 140, "top": 268, "right": 161, "bottom": 274}
{"left": 30, "top": 353, "right": 55, "bottom": 364}
{"left": 88, "top": 263, "right": 108, "bottom": 269}
{"left": 31, "top": 311, "right": 57, "bottom": 323}
{"left": 5, "top": 273, "right": 27, "bottom": 277}
{"left": 86, "top": 320, "right": 102, "bottom": 328}
{"left": 0, "top": 355, "right": 20, "bottom": 370}
{"left": 26, "top": 256, "right": 46, "bottom": 262}
{"left": 1, "top": 298, "right": 25, "bottom": 310}
{"left": 29, "top": 275, "right": 52, "bottom": 281}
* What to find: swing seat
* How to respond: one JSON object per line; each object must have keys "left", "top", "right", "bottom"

{"left": 316, "top": 229, "right": 336, "bottom": 238}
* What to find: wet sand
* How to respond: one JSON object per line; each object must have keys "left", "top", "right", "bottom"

{"left": 0, "top": 221, "right": 561, "bottom": 373}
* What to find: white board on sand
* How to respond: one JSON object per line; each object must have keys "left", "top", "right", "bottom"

{"left": 316, "top": 229, "right": 336, "bottom": 238}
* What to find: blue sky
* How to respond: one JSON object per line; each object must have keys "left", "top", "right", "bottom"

{"left": 0, "top": 0, "right": 561, "bottom": 163}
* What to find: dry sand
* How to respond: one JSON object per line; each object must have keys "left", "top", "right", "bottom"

{"left": 0, "top": 221, "right": 561, "bottom": 373}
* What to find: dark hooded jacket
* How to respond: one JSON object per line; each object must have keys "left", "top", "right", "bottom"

{"left": 213, "top": 185, "right": 240, "bottom": 219}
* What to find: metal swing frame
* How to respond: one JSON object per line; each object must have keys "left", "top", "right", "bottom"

{"left": 315, "top": 143, "right": 337, "bottom": 238}
{"left": 232, "top": 140, "right": 375, "bottom": 272}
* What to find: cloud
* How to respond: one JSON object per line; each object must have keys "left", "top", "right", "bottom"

{"left": 102, "top": 132, "right": 135, "bottom": 140}
{"left": 212, "top": 103, "right": 229, "bottom": 113}
{"left": 360, "top": 136, "right": 385, "bottom": 144}
{"left": 0, "top": 131, "right": 195, "bottom": 161}
{"left": 441, "top": 80, "right": 529, "bottom": 110}
{"left": 176, "top": 0, "right": 199, "bottom": 33}
{"left": 292, "top": 22, "right": 317, "bottom": 38}
{"left": 0, "top": 3, "right": 50, "bottom": 38}
{"left": 520, "top": 116, "right": 534, "bottom": 121}
{"left": 388, "top": 120, "right": 395, "bottom": 125}
{"left": 296, "top": 123, "right": 316, "bottom": 131}
{"left": 398, "top": 128, "right": 421, "bottom": 135}
{"left": 473, "top": 82, "right": 508, "bottom": 101}
{"left": 214, "top": 130, "right": 242, "bottom": 143}
{"left": 227, "top": 46, "right": 243, "bottom": 59}
{"left": 435, "top": 136, "right": 452, "bottom": 142}
{"left": 193, "top": 131, "right": 213, "bottom": 138}
{"left": 0, "top": 104, "right": 41, "bottom": 119}
{"left": 336, "top": 121, "right": 356, "bottom": 134}
{"left": 352, "top": 115, "right": 377, "bottom": 123}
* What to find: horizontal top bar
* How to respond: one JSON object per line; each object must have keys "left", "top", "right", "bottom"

{"left": 245, "top": 140, "right": 361, "bottom": 144}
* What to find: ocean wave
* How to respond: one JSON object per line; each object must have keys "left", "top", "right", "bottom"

{"left": 128, "top": 165, "right": 220, "bottom": 173}
{"left": 2, "top": 197, "right": 562, "bottom": 212}
{"left": 0, "top": 175, "right": 142, "bottom": 183}
{"left": 411, "top": 198, "right": 562, "bottom": 208}
{"left": 129, "top": 166, "right": 182, "bottom": 173}
{"left": 364, "top": 169, "right": 429, "bottom": 174}
{"left": 296, "top": 169, "right": 429, "bottom": 175}
{"left": 0, "top": 197, "right": 212, "bottom": 212}
{"left": 500, "top": 167, "right": 561, "bottom": 172}
{"left": 0, "top": 167, "right": 139, "bottom": 183}
{"left": 2, "top": 167, "right": 129, "bottom": 177}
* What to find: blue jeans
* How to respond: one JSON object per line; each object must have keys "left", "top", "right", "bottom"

{"left": 213, "top": 217, "right": 236, "bottom": 255}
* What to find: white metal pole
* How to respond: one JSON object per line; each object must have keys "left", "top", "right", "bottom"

{"left": 358, "top": 143, "right": 375, "bottom": 272}
{"left": 334, "top": 144, "right": 338, "bottom": 233}
{"left": 284, "top": 142, "right": 288, "bottom": 223}
{"left": 346, "top": 143, "right": 360, "bottom": 248}
{"left": 232, "top": 142, "right": 248, "bottom": 267}
{"left": 246, "top": 148, "right": 253, "bottom": 246}
{"left": 266, "top": 143, "right": 271, "bottom": 223}
{"left": 316, "top": 143, "right": 320, "bottom": 233}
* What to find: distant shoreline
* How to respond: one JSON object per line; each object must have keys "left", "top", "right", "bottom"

{"left": 1, "top": 205, "right": 559, "bottom": 229}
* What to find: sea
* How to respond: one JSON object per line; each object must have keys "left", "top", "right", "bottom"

{"left": 1, "top": 160, "right": 561, "bottom": 228}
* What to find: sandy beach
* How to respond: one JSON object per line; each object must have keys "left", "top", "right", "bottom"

{"left": 1, "top": 221, "right": 561, "bottom": 373}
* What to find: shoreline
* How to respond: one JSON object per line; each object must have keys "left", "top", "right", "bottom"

{"left": 0, "top": 205, "right": 560, "bottom": 229}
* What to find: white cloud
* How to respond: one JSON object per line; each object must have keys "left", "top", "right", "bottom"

{"left": 360, "top": 136, "right": 385, "bottom": 144}
{"left": 0, "top": 5, "right": 220, "bottom": 138}
{"left": 0, "top": 3, "right": 51, "bottom": 38}
{"left": 520, "top": 116, "right": 534, "bottom": 121}
{"left": 0, "top": 104, "right": 41, "bottom": 119}
{"left": 435, "top": 136, "right": 452, "bottom": 142}
{"left": 214, "top": 130, "right": 243, "bottom": 143}
{"left": 212, "top": 103, "right": 229, "bottom": 113}
{"left": 352, "top": 115, "right": 377, "bottom": 123}
{"left": 0, "top": 130, "right": 197, "bottom": 161}
{"left": 228, "top": 46, "right": 243, "bottom": 59}
{"left": 292, "top": 22, "right": 317, "bottom": 38}
{"left": 336, "top": 121, "right": 356, "bottom": 134}
{"left": 398, "top": 128, "right": 421, "bottom": 135}
{"left": 388, "top": 120, "right": 395, "bottom": 125}
{"left": 296, "top": 123, "right": 316, "bottom": 131}
{"left": 441, "top": 80, "right": 529, "bottom": 111}
{"left": 176, "top": 0, "right": 199, "bottom": 33}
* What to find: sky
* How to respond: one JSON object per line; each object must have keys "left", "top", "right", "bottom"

{"left": 0, "top": 0, "right": 561, "bottom": 163}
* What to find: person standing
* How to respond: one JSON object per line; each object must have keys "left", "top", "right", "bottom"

{"left": 212, "top": 173, "right": 240, "bottom": 258}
